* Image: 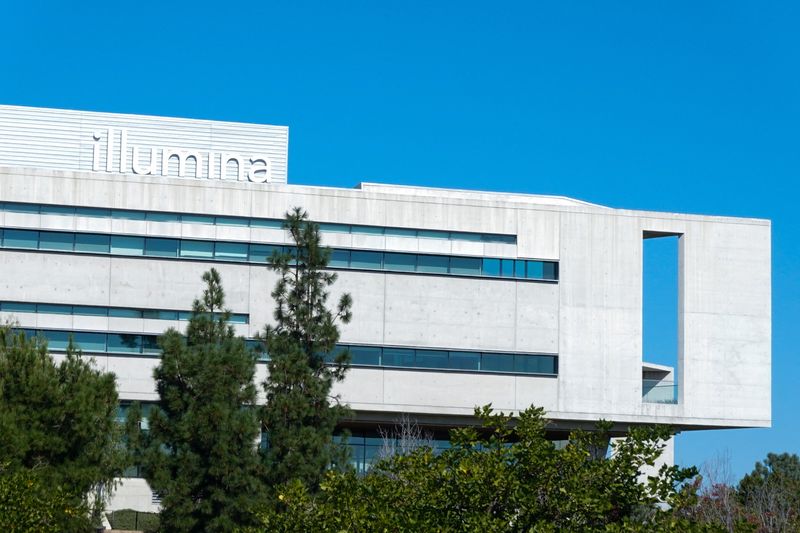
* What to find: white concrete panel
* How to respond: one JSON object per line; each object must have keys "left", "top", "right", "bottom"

{"left": 381, "top": 370, "right": 517, "bottom": 412}
{"left": 514, "top": 376, "right": 559, "bottom": 411}
{"left": 516, "top": 209, "right": 560, "bottom": 260}
{"left": 0, "top": 251, "right": 112, "bottom": 305}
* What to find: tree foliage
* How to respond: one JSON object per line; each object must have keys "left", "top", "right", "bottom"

{"left": 260, "top": 207, "right": 353, "bottom": 491}
{"left": 0, "top": 463, "right": 90, "bottom": 533}
{"left": 128, "top": 269, "right": 264, "bottom": 532}
{"left": 252, "top": 405, "right": 710, "bottom": 532}
{"left": 0, "top": 325, "right": 124, "bottom": 520}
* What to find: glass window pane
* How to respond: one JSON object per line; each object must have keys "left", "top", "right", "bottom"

{"left": 146, "top": 212, "right": 180, "bottom": 222}
{"left": 543, "top": 262, "right": 559, "bottom": 281}
{"left": 112, "top": 209, "right": 146, "bottom": 220}
{"left": 418, "top": 230, "right": 449, "bottom": 239}
{"left": 141, "top": 335, "right": 160, "bottom": 354}
{"left": 450, "top": 232, "right": 483, "bottom": 242}
{"left": 43, "top": 330, "right": 70, "bottom": 351}
{"left": 181, "top": 214, "right": 215, "bottom": 224}
{"left": 482, "top": 258, "right": 501, "bottom": 276}
{"left": 180, "top": 240, "right": 214, "bottom": 259}
{"left": 75, "top": 233, "right": 110, "bottom": 253}
{"left": 73, "top": 332, "right": 107, "bottom": 352}
{"left": 215, "top": 242, "right": 248, "bottom": 261}
{"left": 37, "top": 304, "right": 72, "bottom": 315}
{"left": 481, "top": 353, "right": 515, "bottom": 373}
{"left": 449, "top": 351, "right": 480, "bottom": 370}
{"left": 417, "top": 254, "right": 448, "bottom": 274}
{"left": 215, "top": 216, "right": 249, "bottom": 226}
{"left": 514, "top": 355, "right": 543, "bottom": 374}
{"left": 3, "top": 302, "right": 36, "bottom": 313}
{"left": 229, "top": 314, "right": 248, "bottom": 324}
{"left": 40, "top": 205, "right": 75, "bottom": 216}
{"left": 515, "top": 260, "right": 526, "bottom": 278}
{"left": 77, "top": 306, "right": 108, "bottom": 317}
{"left": 75, "top": 207, "right": 110, "bottom": 218}
{"left": 350, "top": 251, "right": 382, "bottom": 269}
{"left": 108, "top": 333, "right": 142, "bottom": 353}
{"left": 500, "top": 259, "right": 515, "bottom": 277}
{"left": 4, "top": 229, "right": 38, "bottom": 249}
{"left": 250, "top": 219, "right": 283, "bottom": 229}
{"left": 145, "top": 238, "right": 179, "bottom": 257}
{"left": 156, "top": 310, "right": 178, "bottom": 320}
{"left": 319, "top": 223, "right": 350, "bottom": 233}
{"left": 39, "top": 231, "right": 74, "bottom": 251}
{"left": 5, "top": 202, "right": 39, "bottom": 214}
{"left": 249, "top": 244, "right": 281, "bottom": 263}
{"left": 109, "top": 308, "right": 141, "bottom": 318}
{"left": 382, "top": 348, "right": 415, "bottom": 367}
{"left": 526, "top": 261, "right": 544, "bottom": 279}
{"left": 178, "top": 311, "right": 192, "bottom": 321}
{"left": 110, "top": 236, "right": 144, "bottom": 256}
{"left": 384, "top": 252, "right": 416, "bottom": 272}
{"left": 328, "top": 249, "right": 350, "bottom": 268}
{"left": 350, "top": 346, "right": 381, "bottom": 365}
{"left": 353, "top": 225, "right": 384, "bottom": 235}
{"left": 415, "top": 350, "right": 448, "bottom": 369}
{"left": 449, "top": 256, "right": 482, "bottom": 276}
{"left": 384, "top": 228, "right": 416, "bottom": 238}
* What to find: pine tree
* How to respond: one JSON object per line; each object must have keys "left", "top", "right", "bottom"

{"left": 260, "top": 207, "right": 353, "bottom": 490}
{"left": 128, "top": 269, "right": 264, "bottom": 532}
{"left": 0, "top": 325, "right": 124, "bottom": 526}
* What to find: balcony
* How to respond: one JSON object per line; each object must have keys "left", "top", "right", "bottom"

{"left": 642, "top": 379, "right": 677, "bottom": 404}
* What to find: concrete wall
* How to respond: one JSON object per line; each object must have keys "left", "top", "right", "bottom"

{"left": 0, "top": 165, "right": 771, "bottom": 431}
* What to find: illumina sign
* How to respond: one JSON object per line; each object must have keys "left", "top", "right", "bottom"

{"left": 0, "top": 105, "right": 289, "bottom": 184}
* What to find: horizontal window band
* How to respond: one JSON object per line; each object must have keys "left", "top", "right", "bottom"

{"left": 13, "top": 328, "right": 558, "bottom": 377}
{"left": 0, "top": 201, "right": 517, "bottom": 245}
{"left": 0, "top": 301, "right": 248, "bottom": 324}
{"left": 0, "top": 228, "right": 559, "bottom": 281}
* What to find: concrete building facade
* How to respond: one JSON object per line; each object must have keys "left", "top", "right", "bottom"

{"left": 0, "top": 105, "right": 771, "bottom": 511}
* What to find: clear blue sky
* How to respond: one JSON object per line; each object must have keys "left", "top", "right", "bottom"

{"left": 2, "top": 1, "right": 797, "bottom": 480}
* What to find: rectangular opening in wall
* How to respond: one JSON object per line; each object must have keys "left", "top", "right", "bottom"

{"left": 642, "top": 231, "right": 680, "bottom": 404}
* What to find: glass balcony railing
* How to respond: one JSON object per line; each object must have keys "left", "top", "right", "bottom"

{"left": 642, "top": 379, "right": 678, "bottom": 404}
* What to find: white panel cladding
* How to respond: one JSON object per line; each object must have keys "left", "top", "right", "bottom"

{"left": 0, "top": 105, "right": 289, "bottom": 184}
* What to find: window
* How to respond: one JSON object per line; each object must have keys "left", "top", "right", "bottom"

{"left": 514, "top": 260, "right": 526, "bottom": 278}
{"left": 418, "top": 230, "right": 449, "bottom": 240}
{"left": 215, "top": 242, "right": 248, "bottom": 261}
{"left": 354, "top": 226, "right": 384, "bottom": 235}
{"left": 108, "top": 334, "right": 141, "bottom": 353}
{"left": 5, "top": 203, "right": 39, "bottom": 214}
{"left": 37, "top": 304, "right": 72, "bottom": 315}
{"left": 110, "top": 236, "right": 144, "bottom": 256}
{"left": 146, "top": 212, "right": 180, "bottom": 223}
{"left": 382, "top": 348, "right": 415, "bottom": 367}
{"left": 215, "top": 216, "right": 249, "bottom": 227}
{"left": 249, "top": 244, "right": 281, "bottom": 263}
{"left": 500, "top": 259, "right": 515, "bottom": 277}
{"left": 4, "top": 229, "right": 38, "bottom": 249}
{"left": 543, "top": 262, "right": 558, "bottom": 281}
{"left": 449, "top": 351, "right": 481, "bottom": 370}
{"left": 482, "top": 258, "right": 500, "bottom": 276}
{"left": 319, "top": 223, "right": 350, "bottom": 233}
{"left": 112, "top": 210, "right": 146, "bottom": 220}
{"left": 349, "top": 346, "right": 381, "bottom": 365}
{"left": 250, "top": 219, "right": 284, "bottom": 229}
{"left": 43, "top": 330, "right": 70, "bottom": 351}
{"left": 40, "top": 205, "right": 75, "bottom": 216}
{"left": 72, "top": 332, "right": 106, "bottom": 352}
{"left": 40, "top": 231, "right": 74, "bottom": 251}
{"left": 526, "top": 261, "right": 544, "bottom": 279}
{"left": 384, "top": 252, "right": 416, "bottom": 272}
{"left": 328, "top": 249, "right": 351, "bottom": 268}
{"left": 449, "top": 256, "right": 482, "bottom": 276}
{"left": 350, "top": 251, "right": 382, "bottom": 269}
{"left": 2, "top": 302, "right": 36, "bottom": 313}
{"left": 182, "top": 214, "right": 215, "bottom": 224}
{"left": 481, "top": 353, "right": 515, "bottom": 373}
{"left": 417, "top": 255, "right": 448, "bottom": 274}
{"left": 109, "top": 308, "right": 142, "bottom": 318}
{"left": 384, "top": 228, "right": 416, "bottom": 238}
{"left": 75, "top": 207, "right": 110, "bottom": 218}
{"left": 75, "top": 233, "right": 110, "bottom": 253}
{"left": 415, "top": 350, "right": 448, "bottom": 369}
{"left": 145, "top": 238, "right": 179, "bottom": 257}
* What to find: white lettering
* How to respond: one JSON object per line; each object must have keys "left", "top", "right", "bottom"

{"left": 132, "top": 146, "right": 157, "bottom": 175}
{"left": 247, "top": 157, "right": 271, "bottom": 183}
{"left": 92, "top": 131, "right": 102, "bottom": 171}
{"left": 221, "top": 153, "right": 244, "bottom": 181}
{"left": 119, "top": 129, "right": 128, "bottom": 173}
{"left": 90, "top": 127, "right": 273, "bottom": 185}
{"left": 162, "top": 148, "right": 203, "bottom": 178}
